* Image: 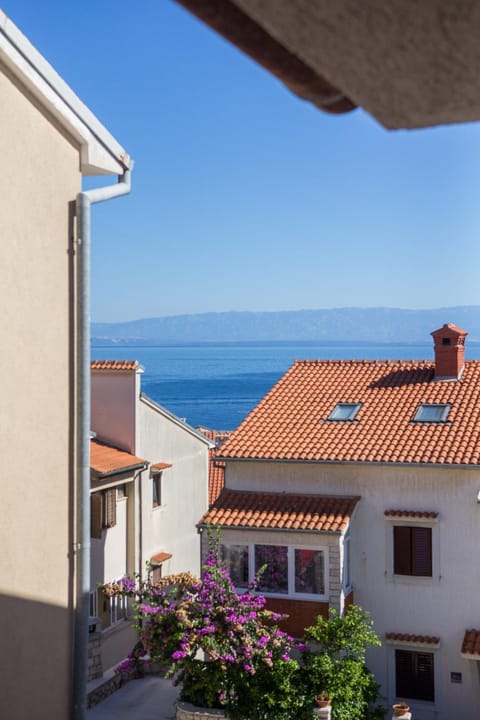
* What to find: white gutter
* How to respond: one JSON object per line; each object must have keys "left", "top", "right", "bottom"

{"left": 73, "top": 171, "right": 132, "bottom": 720}
{"left": 0, "top": 10, "right": 133, "bottom": 719}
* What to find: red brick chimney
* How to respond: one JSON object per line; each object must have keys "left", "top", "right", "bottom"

{"left": 431, "top": 323, "right": 468, "bottom": 380}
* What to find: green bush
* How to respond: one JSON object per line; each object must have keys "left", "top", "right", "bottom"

{"left": 302, "top": 606, "right": 385, "bottom": 720}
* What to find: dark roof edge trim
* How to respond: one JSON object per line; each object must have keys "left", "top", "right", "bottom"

{"left": 197, "top": 523, "right": 342, "bottom": 535}
{"left": 216, "top": 457, "right": 480, "bottom": 469}
{"left": 93, "top": 461, "right": 148, "bottom": 478}
{"left": 174, "top": 0, "right": 356, "bottom": 115}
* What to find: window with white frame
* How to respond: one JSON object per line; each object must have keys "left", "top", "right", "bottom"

{"left": 221, "top": 543, "right": 327, "bottom": 599}
{"left": 343, "top": 531, "right": 351, "bottom": 590}
{"left": 89, "top": 589, "right": 98, "bottom": 618}
{"left": 394, "top": 526, "right": 432, "bottom": 577}
{"left": 98, "top": 583, "right": 128, "bottom": 630}
{"left": 221, "top": 544, "right": 249, "bottom": 588}
{"left": 385, "top": 511, "right": 439, "bottom": 583}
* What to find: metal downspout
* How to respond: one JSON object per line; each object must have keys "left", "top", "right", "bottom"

{"left": 73, "top": 169, "right": 131, "bottom": 720}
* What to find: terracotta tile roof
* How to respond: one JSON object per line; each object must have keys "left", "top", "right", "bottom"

{"left": 150, "top": 552, "right": 172, "bottom": 566}
{"left": 209, "top": 453, "right": 226, "bottom": 505}
{"left": 218, "top": 360, "right": 480, "bottom": 466}
{"left": 197, "top": 428, "right": 233, "bottom": 505}
{"left": 91, "top": 360, "right": 139, "bottom": 371}
{"left": 151, "top": 461, "right": 172, "bottom": 471}
{"left": 384, "top": 510, "right": 438, "bottom": 519}
{"left": 90, "top": 439, "right": 146, "bottom": 476}
{"left": 200, "top": 490, "right": 360, "bottom": 532}
{"left": 461, "top": 629, "right": 480, "bottom": 657}
{"left": 385, "top": 633, "right": 440, "bottom": 646}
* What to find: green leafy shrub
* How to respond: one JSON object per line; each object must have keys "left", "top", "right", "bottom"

{"left": 302, "top": 606, "right": 385, "bottom": 720}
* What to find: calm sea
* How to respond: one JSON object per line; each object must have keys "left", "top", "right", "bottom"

{"left": 91, "top": 341, "right": 480, "bottom": 431}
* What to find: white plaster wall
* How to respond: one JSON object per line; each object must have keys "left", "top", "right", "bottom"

{"left": 91, "top": 370, "right": 138, "bottom": 452}
{"left": 90, "top": 494, "right": 129, "bottom": 588}
{"left": 0, "top": 61, "right": 81, "bottom": 718}
{"left": 226, "top": 460, "right": 480, "bottom": 720}
{"left": 137, "top": 398, "right": 209, "bottom": 577}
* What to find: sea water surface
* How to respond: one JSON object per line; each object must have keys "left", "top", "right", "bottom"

{"left": 91, "top": 341, "right": 480, "bottom": 431}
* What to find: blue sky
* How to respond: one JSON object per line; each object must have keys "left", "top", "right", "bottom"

{"left": 5, "top": 1, "right": 480, "bottom": 322}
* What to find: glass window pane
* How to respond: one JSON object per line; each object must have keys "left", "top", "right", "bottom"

{"left": 221, "top": 544, "right": 249, "bottom": 588}
{"left": 414, "top": 404, "right": 450, "bottom": 422}
{"left": 294, "top": 549, "right": 325, "bottom": 595}
{"left": 255, "top": 545, "right": 288, "bottom": 594}
{"left": 329, "top": 403, "right": 361, "bottom": 421}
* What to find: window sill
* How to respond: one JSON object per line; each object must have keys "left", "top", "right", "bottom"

{"left": 152, "top": 503, "right": 166, "bottom": 512}
{"left": 252, "top": 591, "right": 328, "bottom": 602}
{"left": 101, "top": 617, "right": 133, "bottom": 638}
{"left": 386, "top": 573, "right": 440, "bottom": 586}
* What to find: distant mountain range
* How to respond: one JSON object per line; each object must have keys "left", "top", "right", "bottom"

{"left": 91, "top": 306, "right": 480, "bottom": 345}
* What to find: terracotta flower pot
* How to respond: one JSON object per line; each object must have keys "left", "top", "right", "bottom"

{"left": 392, "top": 703, "right": 410, "bottom": 716}
{"left": 315, "top": 696, "right": 331, "bottom": 708}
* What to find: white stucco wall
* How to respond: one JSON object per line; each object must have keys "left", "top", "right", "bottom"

{"left": 91, "top": 368, "right": 210, "bottom": 582}
{"left": 0, "top": 60, "right": 81, "bottom": 718}
{"left": 225, "top": 460, "right": 480, "bottom": 720}
{"left": 91, "top": 369, "right": 139, "bottom": 452}
{"left": 90, "top": 490, "right": 129, "bottom": 588}
{"left": 137, "top": 397, "right": 210, "bottom": 577}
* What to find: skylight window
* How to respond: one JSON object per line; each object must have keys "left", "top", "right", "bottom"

{"left": 328, "top": 403, "right": 361, "bottom": 421}
{"left": 413, "top": 404, "right": 451, "bottom": 423}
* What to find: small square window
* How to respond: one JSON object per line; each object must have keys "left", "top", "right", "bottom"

{"left": 394, "top": 526, "right": 432, "bottom": 577}
{"left": 328, "top": 403, "right": 361, "bottom": 421}
{"left": 414, "top": 404, "right": 450, "bottom": 423}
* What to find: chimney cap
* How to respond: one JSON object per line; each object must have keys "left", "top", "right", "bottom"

{"left": 431, "top": 323, "right": 468, "bottom": 341}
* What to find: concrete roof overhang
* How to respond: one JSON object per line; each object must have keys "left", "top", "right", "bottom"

{"left": 175, "top": 0, "right": 480, "bottom": 129}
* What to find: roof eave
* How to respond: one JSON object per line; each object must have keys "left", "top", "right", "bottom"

{"left": 197, "top": 522, "right": 343, "bottom": 535}
{"left": 217, "top": 456, "right": 480, "bottom": 470}
{"left": 92, "top": 461, "right": 147, "bottom": 478}
{"left": 0, "top": 9, "right": 131, "bottom": 176}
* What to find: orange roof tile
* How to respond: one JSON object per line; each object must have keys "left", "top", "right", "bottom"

{"left": 151, "top": 461, "right": 172, "bottom": 471}
{"left": 150, "top": 552, "right": 172, "bottom": 566}
{"left": 218, "top": 360, "right": 480, "bottom": 466}
{"left": 91, "top": 360, "right": 139, "bottom": 371}
{"left": 385, "top": 633, "right": 440, "bottom": 646}
{"left": 461, "top": 629, "right": 480, "bottom": 657}
{"left": 209, "top": 453, "right": 226, "bottom": 505}
{"left": 200, "top": 490, "right": 359, "bottom": 532}
{"left": 91, "top": 439, "right": 146, "bottom": 476}
{"left": 197, "top": 428, "right": 233, "bottom": 505}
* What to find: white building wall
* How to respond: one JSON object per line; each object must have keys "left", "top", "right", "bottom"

{"left": 226, "top": 460, "right": 480, "bottom": 720}
{"left": 91, "top": 369, "right": 139, "bottom": 452}
{"left": 137, "top": 397, "right": 209, "bottom": 577}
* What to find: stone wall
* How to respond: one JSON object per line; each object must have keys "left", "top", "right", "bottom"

{"left": 88, "top": 632, "right": 102, "bottom": 682}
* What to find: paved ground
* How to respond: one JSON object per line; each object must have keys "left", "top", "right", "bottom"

{"left": 88, "top": 676, "right": 180, "bottom": 719}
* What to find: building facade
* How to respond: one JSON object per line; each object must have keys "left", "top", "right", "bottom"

{"left": 90, "top": 360, "right": 212, "bottom": 675}
{"left": 0, "top": 12, "right": 131, "bottom": 718}
{"left": 201, "top": 324, "right": 480, "bottom": 720}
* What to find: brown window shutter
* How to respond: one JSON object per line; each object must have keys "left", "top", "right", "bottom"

{"left": 103, "top": 488, "right": 117, "bottom": 528}
{"left": 412, "top": 527, "right": 432, "bottom": 576}
{"left": 416, "top": 652, "right": 435, "bottom": 700}
{"left": 393, "top": 526, "right": 412, "bottom": 575}
{"left": 91, "top": 493, "right": 103, "bottom": 539}
{"left": 395, "top": 649, "right": 434, "bottom": 701}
